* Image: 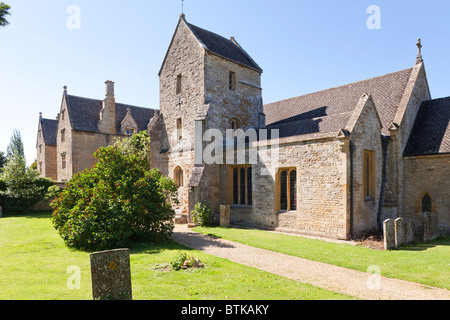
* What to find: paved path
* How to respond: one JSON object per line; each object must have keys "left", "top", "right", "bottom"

{"left": 172, "top": 225, "right": 450, "bottom": 300}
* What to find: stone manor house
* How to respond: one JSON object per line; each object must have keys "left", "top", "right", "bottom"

{"left": 37, "top": 15, "right": 450, "bottom": 239}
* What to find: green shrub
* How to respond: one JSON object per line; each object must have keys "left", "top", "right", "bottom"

{"left": 170, "top": 252, "right": 187, "bottom": 271}
{"left": 51, "top": 132, "right": 179, "bottom": 251}
{"left": 191, "top": 202, "right": 213, "bottom": 227}
{"left": 0, "top": 152, "right": 53, "bottom": 212}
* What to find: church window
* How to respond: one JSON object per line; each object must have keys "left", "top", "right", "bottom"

{"left": 61, "top": 129, "right": 65, "bottom": 142}
{"left": 363, "top": 150, "right": 375, "bottom": 200}
{"left": 39, "top": 162, "right": 42, "bottom": 173}
{"left": 231, "top": 165, "right": 252, "bottom": 206}
{"left": 231, "top": 118, "right": 238, "bottom": 130}
{"left": 174, "top": 166, "right": 184, "bottom": 187}
{"left": 229, "top": 71, "right": 236, "bottom": 91}
{"left": 61, "top": 110, "right": 65, "bottom": 121}
{"left": 61, "top": 154, "right": 67, "bottom": 170}
{"left": 177, "top": 118, "right": 183, "bottom": 141}
{"left": 278, "top": 168, "right": 297, "bottom": 211}
{"left": 39, "top": 145, "right": 42, "bottom": 154}
{"left": 176, "top": 74, "right": 182, "bottom": 95}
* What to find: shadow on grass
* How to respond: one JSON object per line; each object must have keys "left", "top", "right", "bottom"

{"left": 0, "top": 210, "right": 53, "bottom": 220}
{"left": 396, "top": 235, "right": 450, "bottom": 252}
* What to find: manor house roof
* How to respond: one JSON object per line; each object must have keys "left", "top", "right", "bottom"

{"left": 65, "top": 95, "right": 156, "bottom": 134}
{"left": 40, "top": 118, "right": 58, "bottom": 146}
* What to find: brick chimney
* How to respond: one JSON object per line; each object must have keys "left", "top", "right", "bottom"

{"left": 98, "top": 81, "right": 116, "bottom": 134}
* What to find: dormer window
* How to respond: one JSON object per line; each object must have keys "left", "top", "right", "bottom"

{"left": 125, "top": 128, "right": 136, "bottom": 136}
{"left": 176, "top": 74, "right": 182, "bottom": 95}
{"left": 229, "top": 71, "right": 236, "bottom": 91}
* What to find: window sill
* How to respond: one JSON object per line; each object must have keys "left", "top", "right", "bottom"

{"left": 277, "top": 210, "right": 298, "bottom": 215}
{"left": 231, "top": 204, "right": 252, "bottom": 209}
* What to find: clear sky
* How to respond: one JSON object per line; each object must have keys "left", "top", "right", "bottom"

{"left": 1, "top": 0, "right": 449, "bottom": 165}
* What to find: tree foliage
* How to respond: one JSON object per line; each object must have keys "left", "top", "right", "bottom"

{"left": 51, "top": 132, "right": 179, "bottom": 251}
{"left": 0, "top": 2, "right": 10, "bottom": 27}
{"left": 0, "top": 151, "right": 53, "bottom": 212}
{"left": 6, "top": 129, "right": 24, "bottom": 160}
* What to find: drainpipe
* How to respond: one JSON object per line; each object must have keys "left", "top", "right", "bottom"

{"left": 377, "top": 135, "right": 390, "bottom": 232}
{"left": 350, "top": 141, "right": 355, "bottom": 238}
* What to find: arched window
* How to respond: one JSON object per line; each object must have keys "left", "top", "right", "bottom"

{"left": 231, "top": 165, "right": 252, "bottom": 206}
{"left": 422, "top": 194, "right": 432, "bottom": 214}
{"left": 174, "top": 167, "right": 183, "bottom": 187}
{"left": 279, "top": 168, "right": 297, "bottom": 211}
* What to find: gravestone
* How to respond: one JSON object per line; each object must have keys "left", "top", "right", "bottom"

{"left": 394, "top": 218, "right": 405, "bottom": 248}
{"left": 90, "top": 248, "right": 132, "bottom": 300}
{"left": 220, "top": 205, "right": 231, "bottom": 228}
{"left": 405, "top": 218, "right": 414, "bottom": 244}
{"left": 423, "top": 212, "right": 432, "bottom": 242}
{"left": 383, "top": 219, "right": 395, "bottom": 250}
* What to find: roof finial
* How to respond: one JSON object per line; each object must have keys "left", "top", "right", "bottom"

{"left": 63, "top": 85, "right": 68, "bottom": 94}
{"left": 180, "top": 0, "right": 185, "bottom": 19}
{"left": 39, "top": 112, "right": 42, "bottom": 119}
{"left": 416, "top": 38, "right": 423, "bottom": 64}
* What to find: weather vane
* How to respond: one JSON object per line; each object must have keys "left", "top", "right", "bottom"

{"left": 182, "top": 0, "right": 184, "bottom": 14}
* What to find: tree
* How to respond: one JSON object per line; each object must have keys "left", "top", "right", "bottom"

{"left": 0, "top": 151, "right": 6, "bottom": 169}
{"left": 6, "top": 130, "right": 25, "bottom": 160}
{"left": 0, "top": 2, "right": 10, "bottom": 27}
{"left": 51, "top": 131, "right": 179, "bottom": 251}
{"left": 0, "top": 150, "right": 53, "bottom": 212}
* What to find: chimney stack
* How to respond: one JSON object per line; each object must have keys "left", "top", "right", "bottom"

{"left": 105, "top": 80, "right": 115, "bottom": 97}
{"left": 98, "top": 80, "right": 117, "bottom": 135}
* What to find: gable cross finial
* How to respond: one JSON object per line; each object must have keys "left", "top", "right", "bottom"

{"left": 416, "top": 38, "right": 423, "bottom": 64}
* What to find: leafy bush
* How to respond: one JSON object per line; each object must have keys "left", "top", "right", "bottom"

{"left": 170, "top": 252, "right": 188, "bottom": 271}
{"left": 0, "top": 152, "right": 53, "bottom": 212}
{"left": 191, "top": 202, "right": 213, "bottom": 227}
{"left": 51, "top": 132, "right": 179, "bottom": 251}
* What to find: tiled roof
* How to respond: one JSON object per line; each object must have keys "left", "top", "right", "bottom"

{"left": 40, "top": 118, "right": 58, "bottom": 146}
{"left": 404, "top": 97, "right": 450, "bottom": 156}
{"left": 186, "top": 22, "right": 262, "bottom": 72}
{"left": 65, "top": 94, "right": 156, "bottom": 134}
{"left": 264, "top": 68, "right": 413, "bottom": 137}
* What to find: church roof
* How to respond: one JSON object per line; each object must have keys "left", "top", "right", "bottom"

{"left": 65, "top": 94, "right": 156, "bottom": 134}
{"left": 404, "top": 96, "right": 450, "bottom": 156}
{"left": 40, "top": 118, "right": 58, "bottom": 146}
{"left": 264, "top": 68, "right": 413, "bottom": 138}
{"left": 186, "top": 22, "right": 262, "bottom": 72}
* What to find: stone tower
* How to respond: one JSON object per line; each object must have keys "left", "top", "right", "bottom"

{"left": 157, "top": 15, "right": 263, "bottom": 217}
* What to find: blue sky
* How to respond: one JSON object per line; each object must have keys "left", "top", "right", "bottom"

{"left": 1, "top": 0, "right": 449, "bottom": 164}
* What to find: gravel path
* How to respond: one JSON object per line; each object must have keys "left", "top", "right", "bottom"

{"left": 172, "top": 225, "right": 450, "bottom": 300}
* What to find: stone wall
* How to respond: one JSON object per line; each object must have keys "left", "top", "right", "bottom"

{"left": 57, "top": 96, "right": 73, "bottom": 182}
{"left": 403, "top": 154, "right": 450, "bottom": 234}
{"left": 348, "top": 96, "right": 383, "bottom": 236}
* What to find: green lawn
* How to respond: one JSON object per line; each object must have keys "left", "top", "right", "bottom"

{"left": 193, "top": 226, "right": 450, "bottom": 290}
{"left": 0, "top": 212, "right": 354, "bottom": 300}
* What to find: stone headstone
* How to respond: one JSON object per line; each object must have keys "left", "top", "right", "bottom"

{"left": 423, "top": 212, "right": 432, "bottom": 242}
{"left": 383, "top": 219, "right": 395, "bottom": 250}
{"left": 394, "top": 217, "right": 405, "bottom": 248}
{"left": 405, "top": 218, "right": 414, "bottom": 244}
{"left": 90, "top": 248, "right": 132, "bottom": 300}
{"left": 220, "top": 205, "right": 231, "bottom": 228}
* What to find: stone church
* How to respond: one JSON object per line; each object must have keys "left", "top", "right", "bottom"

{"left": 37, "top": 15, "right": 450, "bottom": 239}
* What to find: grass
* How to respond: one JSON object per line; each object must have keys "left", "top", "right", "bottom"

{"left": 0, "top": 212, "right": 355, "bottom": 300}
{"left": 193, "top": 226, "right": 450, "bottom": 290}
